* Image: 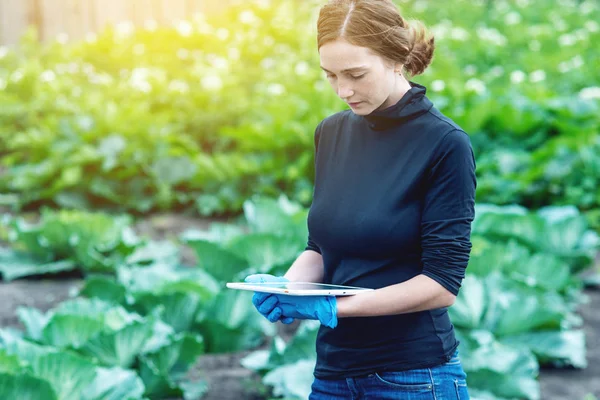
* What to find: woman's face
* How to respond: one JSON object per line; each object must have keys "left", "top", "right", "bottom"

{"left": 319, "top": 38, "right": 404, "bottom": 115}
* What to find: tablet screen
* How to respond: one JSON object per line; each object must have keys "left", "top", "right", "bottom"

{"left": 239, "top": 282, "right": 367, "bottom": 290}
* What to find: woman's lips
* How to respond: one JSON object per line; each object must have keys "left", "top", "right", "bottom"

{"left": 349, "top": 102, "right": 362, "bottom": 108}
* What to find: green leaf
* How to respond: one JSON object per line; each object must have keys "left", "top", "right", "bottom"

{"left": 0, "top": 249, "right": 75, "bottom": 281}
{"left": 0, "top": 329, "right": 56, "bottom": 365}
{"left": 5, "top": 218, "right": 49, "bottom": 258}
{"left": 180, "top": 223, "right": 245, "bottom": 246}
{"left": 179, "top": 379, "right": 209, "bottom": 400}
{"left": 468, "top": 236, "right": 575, "bottom": 292}
{"left": 504, "top": 253, "right": 573, "bottom": 292}
{"left": 138, "top": 360, "right": 181, "bottom": 399}
{"left": 125, "top": 241, "right": 180, "bottom": 266}
{"left": 0, "top": 373, "right": 58, "bottom": 400}
{"left": 31, "top": 352, "right": 97, "bottom": 400}
{"left": 5, "top": 209, "right": 139, "bottom": 273}
{"left": 243, "top": 195, "right": 307, "bottom": 239}
{"left": 467, "top": 237, "right": 530, "bottom": 277}
{"left": 80, "top": 319, "right": 154, "bottom": 368}
{"left": 161, "top": 275, "right": 216, "bottom": 296}
{"left": 500, "top": 330, "right": 587, "bottom": 369}
{"left": 0, "top": 349, "right": 24, "bottom": 374}
{"left": 151, "top": 156, "right": 197, "bottom": 186}
{"left": 472, "top": 204, "right": 543, "bottom": 247}
{"left": 263, "top": 359, "right": 315, "bottom": 400}
{"left": 134, "top": 292, "right": 201, "bottom": 333}
{"left": 79, "top": 276, "right": 127, "bottom": 304}
{"left": 58, "top": 165, "right": 83, "bottom": 187}
{"left": 141, "top": 320, "right": 176, "bottom": 355}
{"left": 481, "top": 273, "right": 568, "bottom": 336}
{"left": 242, "top": 321, "right": 319, "bottom": 373}
{"left": 463, "top": 339, "right": 540, "bottom": 400}
{"left": 472, "top": 204, "right": 599, "bottom": 274}
{"left": 42, "top": 314, "right": 106, "bottom": 349}
{"left": 199, "top": 317, "right": 263, "bottom": 354}
{"left": 97, "top": 135, "right": 127, "bottom": 171}
{"left": 83, "top": 367, "right": 145, "bottom": 400}
{"left": 170, "top": 334, "right": 205, "bottom": 380}
{"left": 201, "top": 289, "right": 254, "bottom": 330}
{"left": 199, "top": 290, "right": 268, "bottom": 353}
{"left": 53, "top": 297, "right": 115, "bottom": 317}
{"left": 537, "top": 205, "right": 600, "bottom": 271}
{"left": 278, "top": 321, "right": 319, "bottom": 364}
{"left": 16, "top": 307, "right": 51, "bottom": 342}
{"left": 138, "top": 333, "right": 205, "bottom": 399}
{"left": 227, "top": 233, "right": 302, "bottom": 273}
{"left": 450, "top": 275, "right": 486, "bottom": 329}
{"left": 50, "top": 298, "right": 138, "bottom": 332}
{"left": 185, "top": 239, "right": 249, "bottom": 282}
{"left": 117, "top": 264, "right": 219, "bottom": 301}
{"left": 142, "top": 333, "right": 204, "bottom": 379}
{"left": 103, "top": 307, "right": 143, "bottom": 332}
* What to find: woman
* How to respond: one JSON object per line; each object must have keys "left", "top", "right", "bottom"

{"left": 246, "top": 0, "right": 476, "bottom": 398}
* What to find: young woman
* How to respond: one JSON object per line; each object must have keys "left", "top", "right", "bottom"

{"left": 246, "top": 0, "right": 476, "bottom": 398}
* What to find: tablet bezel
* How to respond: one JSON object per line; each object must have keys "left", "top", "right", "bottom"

{"left": 226, "top": 281, "right": 374, "bottom": 296}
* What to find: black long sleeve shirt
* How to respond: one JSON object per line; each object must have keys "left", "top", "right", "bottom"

{"left": 305, "top": 82, "right": 477, "bottom": 379}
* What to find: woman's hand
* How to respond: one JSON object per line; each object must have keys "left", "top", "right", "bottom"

{"left": 276, "top": 295, "right": 338, "bottom": 328}
{"left": 244, "top": 274, "right": 295, "bottom": 324}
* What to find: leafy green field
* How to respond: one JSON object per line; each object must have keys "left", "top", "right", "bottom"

{"left": 1, "top": 197, "right": 598, "bottom": 399}
{"left": 1, "top": 0, "right": 599, "bottom": 226}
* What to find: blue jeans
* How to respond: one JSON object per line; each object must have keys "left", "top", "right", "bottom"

{"left": 309, "top": 350, "right": 469, "bottom": 399}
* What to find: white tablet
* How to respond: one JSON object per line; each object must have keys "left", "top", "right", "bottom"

{"left": 226, "top": 281, "right": 374, "bottom": 296}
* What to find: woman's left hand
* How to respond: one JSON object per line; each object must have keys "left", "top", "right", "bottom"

{"left": 244, "top": 274, "right": 295, "bottom": 324}
{"left": 276, "top": 295, "right": 338, "bottom": 328}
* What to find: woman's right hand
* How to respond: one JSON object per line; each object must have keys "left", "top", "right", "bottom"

{"left": 245, "top": 274, "right": 295, "bottom": 324}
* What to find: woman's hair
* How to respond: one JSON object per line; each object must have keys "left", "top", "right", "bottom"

{"left": 317, "top": 0, "right": 435, "bottom": 76}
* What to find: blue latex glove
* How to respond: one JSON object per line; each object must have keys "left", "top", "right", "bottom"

{"left": 276, "top": 295, "right": 338, "bottom": 329}
{"left": 244, "top": 274, "right": 295, "bottom": 324}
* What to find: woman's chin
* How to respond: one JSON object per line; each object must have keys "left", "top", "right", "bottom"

{"left": 349, "top": 104, "right": 372, "bottom": 115}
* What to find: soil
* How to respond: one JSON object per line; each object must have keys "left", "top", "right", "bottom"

{"left": 0, "top": 213, "right": 598, "bottom": 400}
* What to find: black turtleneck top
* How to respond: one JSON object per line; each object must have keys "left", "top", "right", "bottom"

{"left": 305, "top": 82, "right": 477, "bottom": 379}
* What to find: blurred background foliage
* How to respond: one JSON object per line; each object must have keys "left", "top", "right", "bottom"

{"left": 0, "top": 0, "right": 599, "bottom": 227}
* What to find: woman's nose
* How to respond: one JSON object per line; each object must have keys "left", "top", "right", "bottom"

{"left": 337, "top": 83, "right": 354, "bottom": 99}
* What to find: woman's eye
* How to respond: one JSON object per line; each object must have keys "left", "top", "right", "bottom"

{"left": 326, "top": 74, "right": 336, "bottom": 79}
{"left": 351, "top": 74, "right": 366, "bottom": 80}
